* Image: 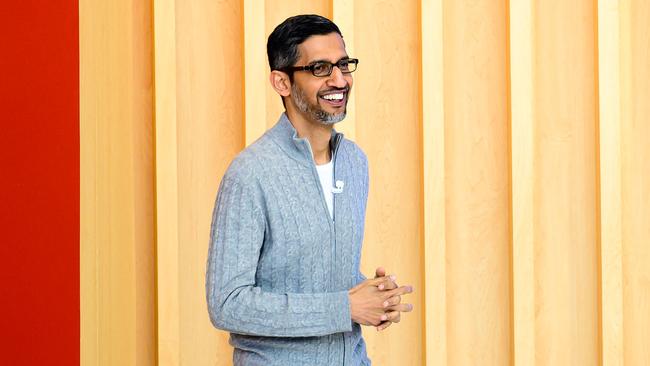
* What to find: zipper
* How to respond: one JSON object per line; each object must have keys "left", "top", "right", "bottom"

{"left": 305, "top": 134, "right": 345, "bottom": 365}
{"left": 330, "top": 134, "right": 344, "bottom": 366}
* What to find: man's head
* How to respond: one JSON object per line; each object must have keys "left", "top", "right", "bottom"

{"left": 267, "top": 15, "right": 356, "bottom": 126}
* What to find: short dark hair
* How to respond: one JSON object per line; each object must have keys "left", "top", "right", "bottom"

{"left": 267, "top": 14, "right": 342, "bottom": 72}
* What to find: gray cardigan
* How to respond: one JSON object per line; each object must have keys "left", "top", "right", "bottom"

{"left": 206, "top": 113, "right": 371, "bottom": 365}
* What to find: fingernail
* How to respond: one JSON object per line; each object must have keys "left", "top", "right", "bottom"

{"left": 408, "top": 304, "right": 413, "bottom": 311}
{"left": 381, "top": 314, "right": 388, "bottom": 321}
{"left": 378, "top": 284, "right": 384, "bottom": 290}
{"left": 408, "top": 286, "right": 413, "bottom": 293}
{"left": 389, "top": 275, "right": 396, "bottom": 282}
{"left": 383, "top": 301, "right": 389, "bottom": 308}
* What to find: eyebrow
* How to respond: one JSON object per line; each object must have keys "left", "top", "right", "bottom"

{"left": 307, "top": 56, "right": 350, "bottom": 65}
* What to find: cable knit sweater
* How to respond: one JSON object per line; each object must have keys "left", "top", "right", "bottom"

{"left": 206, "top": 113, "right": 371, "bottom": 365}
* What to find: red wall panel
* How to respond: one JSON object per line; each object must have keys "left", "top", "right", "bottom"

{"left": 0, "top": 1, "right": 79, "bottom": 364}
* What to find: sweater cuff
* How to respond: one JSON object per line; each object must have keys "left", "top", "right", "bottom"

{"left": 328, "top": 290, "right": 353, "bottom": 333}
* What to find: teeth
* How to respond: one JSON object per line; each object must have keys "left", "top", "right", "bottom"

{"left": 322, "top": 93, "right": 344, "bottom": 100}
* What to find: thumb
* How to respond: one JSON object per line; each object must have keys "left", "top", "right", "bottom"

{"left": 374, "top": 266, "right": 386, "bottom": 278}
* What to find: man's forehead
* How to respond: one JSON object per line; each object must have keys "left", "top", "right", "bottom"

{"left": 297, "top": 33, "right": 347, "bottom": 63}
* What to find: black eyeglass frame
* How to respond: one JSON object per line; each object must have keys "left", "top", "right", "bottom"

{"left": 281, "top": 58, "right": 359, "bottom": 77}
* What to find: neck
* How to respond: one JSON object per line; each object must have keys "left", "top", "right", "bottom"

{"left": 285, "top": 106, "right": 333, "bottom": 165}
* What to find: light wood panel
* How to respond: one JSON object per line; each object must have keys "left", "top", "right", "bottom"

{"left": 598, "top": 1, "right": 623, "bottom": 365}
{"left": 421, "top": 0, "right": 447, "bottom": 364}
{"left": 534, "top": 1, "right": 600, "bottom": 365}
{"left": 154, "top": 0, "right": 180, "bottom": 364}
{"left": 244, "top": 0, "right": 267, "bottom": 146}
{"left": 155, "top": 0, "right": 245, "bottom": 365}
{"left": 354, "top": 1, "right": 424, "bottom": 365}
{"left": 176, "top": 1, "right": 245, "bottom": 365}
{"left": 80, "top": 0, "right": 155, "bottom": 365}
{"left": 621, "top": 1, "right": 650, "bottom": 364}
{"left": 443, "top": 0, "right": 512, "bottom": 365}
{"left": 510, "top": 0, "right": 536, "bottom": 364}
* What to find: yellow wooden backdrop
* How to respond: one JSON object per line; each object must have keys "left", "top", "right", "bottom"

{"left": 80, "top": 0, "right": 650, "bottom": 365}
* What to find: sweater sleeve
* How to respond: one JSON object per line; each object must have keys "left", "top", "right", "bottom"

{"left": 205, "top": 173, "right": 352, "bottom": 337}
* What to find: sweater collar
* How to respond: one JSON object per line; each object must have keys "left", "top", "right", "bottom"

{"left": 268, "top": 113, "right": 343, "bottom": 167}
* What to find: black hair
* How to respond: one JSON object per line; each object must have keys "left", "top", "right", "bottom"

{"left": 267, "top": 14, "right": 342, "bottom": 72}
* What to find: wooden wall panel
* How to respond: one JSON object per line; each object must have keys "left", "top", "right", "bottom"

{"left": 511, "top": 0, "right": 536, "bottom": 364}
{"left": 353, "top": 1, "right": 424, "bottom": 365}
{"left": 534, "top": 1, "right": 600, "bottom": 365}
{"left": 442, "top": 1, "right": 511, "bottom": 365}
{"left": 621, "top": 1, "right": 650, "bottom": 364}
{"left": 155, "top": 0, "right": 245, "bottom": 365}
{"left": 175, "top": 1, "right": 245, "bottom": 365}
{"left": 422, "top": 0, "right": 447, "bottom": 364}
{"left": 80, "top": 0, "right": 155, "bottom": 365}
{"left": 598, "top": 0, "right": 623, "bottom": 365}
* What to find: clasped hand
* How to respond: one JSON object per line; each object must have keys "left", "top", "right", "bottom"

{"left": 348, "top": 267, "right": 414, "bottom": 331}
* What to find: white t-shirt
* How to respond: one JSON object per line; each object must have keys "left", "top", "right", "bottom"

{"left": 315, "top": 160, "right": 334, "bottom": 219}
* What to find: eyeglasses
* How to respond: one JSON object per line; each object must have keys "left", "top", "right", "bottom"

{"left": 283, "top": 58, "right": 359, "bottom": 77}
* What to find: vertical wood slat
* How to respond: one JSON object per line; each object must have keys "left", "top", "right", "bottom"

{"left": 443, "top": 0, "right": 511, "bottom": 364}
{"left": 244, "top": 0, "right": 266, "bottom": 145}
{"left": 154, "top": 0, "right": 181, "bottom": 364}
{"left": 510, "top": 0, "right": 536, "bottom": 365}
{"left": 621, "top": 1, "right": 650, "bottom": 364}
{"left": 173, "top": 1, "right": 245, "bottom": 364}
{"left": 332, "top": 0, "right": 356, "bottom": 141}
{"left": 353, "top": 2, "right": 423, "bottom": 365}
{"left": 421, "top": 0, "right": 447, "bottom": 365}
{"left": 598, "top": 1, "right": 624, "bottom": 365}
{"left": 80, "top": 0, "right": 156, "bottom": 365}
{"left": 534, "top": 1, "right": 600, "bottom": 364}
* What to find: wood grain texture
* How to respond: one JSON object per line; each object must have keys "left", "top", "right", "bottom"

{"left": 353, "top": 1, "right": 424, "bottom": 365}
{"left": 422, "top": 0, "right": 447, "bottom": 365}
{"left": 155, "top": 0, "right": 245, "bottom": 365}
{"left": 510, "top": 0, "right": 536, "bottom": 364}
{"left": 598, "top": 1, "right": 623, "bottom": 365}
{"left": 443, "top": 0, "right": 512, "bottom": 364}
{"left": 621, "top": 1, "right": 650, "bottom": 364}
{"left": 534, "top": 1, "right": 600, "bottom": 364}
{"left": 80, "top": 0, "right": 155, "bottom": 365}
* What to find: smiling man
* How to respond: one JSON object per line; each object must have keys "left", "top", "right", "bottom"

{"left": 206, "top": 15, "right": 413, "bottom": 366}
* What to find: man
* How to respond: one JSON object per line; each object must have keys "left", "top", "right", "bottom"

{"left": 206, "top": 14, "right": 413, "bottom": 366}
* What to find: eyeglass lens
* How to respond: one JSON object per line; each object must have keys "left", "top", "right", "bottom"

{"left": 313, "top": 59, "right": 357, "bottom": 76}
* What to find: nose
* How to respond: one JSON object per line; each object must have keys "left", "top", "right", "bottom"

{"left": 327, "top": 66, "right": 348, "bottom": 88}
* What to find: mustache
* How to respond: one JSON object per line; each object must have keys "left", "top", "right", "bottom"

{"left": 318, "top": 86, "right": 349, "bottom": 96}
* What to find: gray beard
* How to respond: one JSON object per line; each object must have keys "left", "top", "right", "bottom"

{"left": 291, "top": 83, "right": 346, "bottom": 125}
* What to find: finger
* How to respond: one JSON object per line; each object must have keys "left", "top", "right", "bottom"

{"left": 376, "top": 321, "right": 392, "bottom": 331}
{"left": 374, "top": 267, "right": 386, "bottom": 278}
{"left": 387, "top": 303, "right": 413, "bottom": 313}
{"left": 380, "top": 277, "right": 398, "bottom": 291}
{"left": 373, "top": 276, "right": 396, "bottom": 290}
{"left": 382, "top": 295, "right": 401, "bottom": 308}
{"left": 368, "top": 276, "right": 389, "bottom": 287}
{"left": 384, "top": 284, "right": 414, "bottom": 298}
{"left": 384, "top": 311, "right": 401, "bottom": 323}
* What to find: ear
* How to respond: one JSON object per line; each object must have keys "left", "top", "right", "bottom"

{"left": 269, "top": 70, "right": 291, "bottom": 97}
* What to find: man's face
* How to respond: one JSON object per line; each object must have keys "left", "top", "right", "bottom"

{"left": 289, "top": 32, "right": 353, "bottom": 125}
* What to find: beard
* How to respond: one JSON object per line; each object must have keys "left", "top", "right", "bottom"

{"left": 291, "top": 83, "right": 347, "bottom": 125}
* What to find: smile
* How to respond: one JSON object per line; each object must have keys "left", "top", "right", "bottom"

{"left": 319, "top": 91, "right": 347, "bottom": 107}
